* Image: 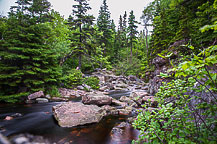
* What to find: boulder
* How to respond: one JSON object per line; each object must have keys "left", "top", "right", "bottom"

{"left": 111, "top": 99, "right": 127, "bottom": 107}
{"left": 5, "top": 113, "right": 23, "bottom": 120}
{"left": 115, "top": 83, "right": 128, "bottom": 88}
{"left": 36, "top": 98, "right": 49, "bottom": 103}
{"left": 119, "top": 96, "right": 137, "bottom": 107}
{"left": 99, "top": 86, "right": 109, "bottom": 91}
{"left": 130, "top": 91, "right": 149, "bottom": 99}
{"left": 53, "top": 102, "right": 106, "bottom": 127}
{"left": 118, "top": 106, "right": 133, "bottom": 116}
{"left": 82, "top": 93, "right": 112, "bottom": 105}
{"left": 101, "top": 105, "right": 119, "bottom": 116}
{"left": 27, "top": 91, "right": 44, "bottom": 100}
{"left": 82, "top": 84, "right": 91, "bottom": 90}
{"left": 77, "top": 85, "right": 85, "bottom": 90}
{"left": 152, "top": 56, "right": 168, "bottom": 67}
{"left": 58, "top": 88, "right": 86, "bottom": 98}
{"left": 111, "top": 122, "right": 129, "bottom": 135}
{"left": 4, "top": 116, "right": 13, "bottom": 121}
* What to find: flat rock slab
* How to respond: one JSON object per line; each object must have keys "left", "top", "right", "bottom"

{"left": 82, "top": 93, "right": 112, "bottom": 105}
{"left": 53, "top": 102, "right": 106, "bottom": 127}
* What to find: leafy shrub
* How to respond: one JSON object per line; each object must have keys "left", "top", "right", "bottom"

{"left": 133, "top": 44, "right": 217, "bottom": 143}
{"left": 114, "top": 57, "right": 142, "bottom": 76}
{"left": 46, "top": 85, "right": 60, "bottom": 97}
{"left": 83, "top": 76, "right": 100, "bottom": 90}
{"left": 61, "top": 69, "right": 83, "bottom": 88}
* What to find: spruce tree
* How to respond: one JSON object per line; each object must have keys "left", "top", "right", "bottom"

{"left": 97, "top": 0, "right": 112, "bottom": 55}
{"left": 0, "top": 0, "right": 62, "bottom": 102}
{"left": 128, "top": 10, "right": 138, "bottom": 63}
{"left": 69, "top": 0, "right": 94, "bottom": 70}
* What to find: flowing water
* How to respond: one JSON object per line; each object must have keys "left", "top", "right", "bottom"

{"left": 0, "top": 91, "right": 140, "bottom": 144}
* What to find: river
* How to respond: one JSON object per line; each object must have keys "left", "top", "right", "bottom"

{"left": 0, "top": 91, "right": 140, "bottom": 144}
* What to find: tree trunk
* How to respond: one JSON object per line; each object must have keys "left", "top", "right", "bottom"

{"left": 145, "top": 28, "right": 149, "bottom": 59}
{"left": 130, "top": 38, "right": 133, "bottom": 64}
{"left": 78, "top": 24, "right": 82, "bottom": 70}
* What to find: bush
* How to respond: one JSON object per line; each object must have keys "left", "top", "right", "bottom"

{"left": 114, "top": 57, "right": 142, "bottom": 76}
{"left": 46, "top": 85, "right": 60, "bottom": 97}
{"left": 83, "top": 76, "right": 100, "bottom": 90}
{"left": 61, "top": 69, "right": 83, "bottom": 88}
{"left": 133, "top": 44, "right": 217, "bottom": 143}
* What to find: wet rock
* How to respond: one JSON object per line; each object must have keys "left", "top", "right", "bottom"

{"left": 142, "top": 86, "right": 149, "bottom": 90}
{"left": 50, "top": 97, "right": 68, "bottom": 102}
{"left": 82, "top": 84, "right": 91, "bottom": 90}
{"left": 111, "top": 122, "right": 129, "bottom": 135}
{"left": 111, "top": 99, "right": 127, "bottom": 107}
{"left": 130, "top": 91, "right": 149, "bottom": 99}
{"left": 82, "top": 93, "right": 112, "bottom": 105}
{"left": 111, "top": 127, "right": 124, "bottom": 135}
{"left": 58, "top": 88, "right": 86, "bottom": 98}
{"left": 53, "top": 102, "right": 106, "bottom": 127}
{"left": 99, "top": 86, "right": 109, "bottom": 91}
{"left": 77, "top": 85, "right": 85, "bottom": 90}
{"left": 119, "top": 96, "right": 137, "bottom": 107}
{"left": 36, "top": 98, "right": 49, "bottom": 103}
{"left": 4, "top": 116, "right": 13, "bottom": 121}
{"left": 3, "top": 113, "right": 23, "bottom": 121}
{"left": 0, "top": 133, "right": 10, "bottom": 144}
{"left": 115, "top": 83, "right": 128, "bottom": 88}
{"left": 25, "top": 99, "right": 35, "bottom": 104}
{"left": 10, "top": 133, "right": 50, "bottom": 144}
{"left": 101, "top": 105, "right": 119, "bottom": 116}
{"left": 45, "top": 94, "right": 51, "bottom": 99}
{"left": 118, "top": 106, "right": 133, "bottom": 116}
{"left": 27, "top": 91, "right": 44, "bottom": 100}
{"left": 11, "top": 113, "right": 23, "bottom": 118}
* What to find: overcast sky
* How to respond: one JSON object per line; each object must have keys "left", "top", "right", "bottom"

{"left": 0, "top": 0, "right": 153, "bottom": 31}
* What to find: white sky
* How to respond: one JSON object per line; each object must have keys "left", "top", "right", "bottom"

{"left": 0, "top": 0, "right": 153, "bottom": 31}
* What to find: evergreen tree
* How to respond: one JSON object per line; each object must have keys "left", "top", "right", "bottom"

{"left": 69, "top": 0, "right": 94, "bottom": 70}
{"left": 0, "top": 0, "right": 63, "bottom": 102}
{"left": 123, "top": 11, "right": 127, "bottom": 33}
{"left": 128, "top": 10, "right": 138, "bottom": 63}
{"left": 122, "top": 11, "right": 128, "bottom": 48}
{"left": 118, "top": 15, "right": 123, "bottom": 32}
{"left": 97, "top": 0, "right": 112, "bottom": 55}
{"left": 141, "top": 2, "right": 154, "bottom": 61}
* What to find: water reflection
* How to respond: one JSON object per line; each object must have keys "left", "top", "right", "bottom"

{"left": 0, "top": 91, "right": 140, "bottom": 144}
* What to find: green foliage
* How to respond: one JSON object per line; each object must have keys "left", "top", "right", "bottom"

{"left": 115, "top": 56, "right": 142, "bottom": 76}
{"left": 0, "top": 0, "right": 66, "bottom": 102}
{"left": 61, "top": 69, "right": 83, "bottom": 88}
{"left": 148, "top": 0, "right": 217, "bottom": 60}
{"left": 97, "top": 0, "right": 115, "bottom": 58}
{"left": 68, "top": 0, "right": 94, "bottom": 69}
{"left": 83, "top": 76, "right": 100, "bottom": 90}
{"left": 133, "top": 43, "right": 217, "bottom": 143}
{"left": 46, "top": 85, "right": 61, "bottom": 97}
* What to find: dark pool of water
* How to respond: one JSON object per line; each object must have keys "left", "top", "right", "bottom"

{"left": 0, "top": 91, "right": 139, "bottom": 144}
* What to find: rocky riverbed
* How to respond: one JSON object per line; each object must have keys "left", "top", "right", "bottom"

{"left": 0, "top": 69, "right": 159, "bottom": 144}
